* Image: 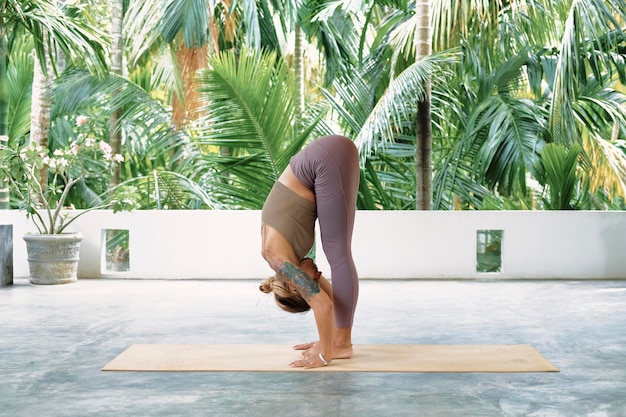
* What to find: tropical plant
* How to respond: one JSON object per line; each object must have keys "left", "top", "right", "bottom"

{"left": 7, "top": 0, "right": 626, "bottom": 215}
{"left": 328, "top": 0, "right": 626, "bottom": 210}
{"left": 194, "top": 49, "right": 321, "bottom": 209}
{"left": 433, "top": 0, "right": 626, "bottom": 209}
{"left": 0, "top": 0, "right": 108, "bottom": 209}
{"left": 0, "top": 116, "right": 133, "bottom": 234}
{"left": 47, "top": 67, "right": 221, "bottom": 210}
{"left": 536, "top": 143, "right": 584, "bottom": 209}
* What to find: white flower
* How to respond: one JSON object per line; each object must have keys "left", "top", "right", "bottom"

{"left": 113, "top": 154, "right": 124, "bottom": 163}
{"left": 76, "top": 115, "right": 89, "bottom": 126}
{"left": 99, "top": 141, "right": 112, "bottom": 154}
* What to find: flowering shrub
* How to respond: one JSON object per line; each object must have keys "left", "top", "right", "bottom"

{"left": 0, "top": 116, "right": 135, "bottom": 234}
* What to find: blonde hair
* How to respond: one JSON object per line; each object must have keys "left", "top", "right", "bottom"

{"left": 259, "top": 275, "right": 310, "bottom": 313}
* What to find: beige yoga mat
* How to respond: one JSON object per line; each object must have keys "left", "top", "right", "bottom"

{"left": 102, "top": 344, "right": 559, "bottom": 373}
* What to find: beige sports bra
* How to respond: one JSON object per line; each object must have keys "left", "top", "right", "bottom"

{"left": 261, "top": 181, "right": 316, "bottom": 260}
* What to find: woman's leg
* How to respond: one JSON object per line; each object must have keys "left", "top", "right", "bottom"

{"left": 309, "top": 136, "right": 360, "bottom": 340}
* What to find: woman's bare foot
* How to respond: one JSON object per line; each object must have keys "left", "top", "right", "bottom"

{"left": 333, "top": 343, "right": 353, "bottom": 359}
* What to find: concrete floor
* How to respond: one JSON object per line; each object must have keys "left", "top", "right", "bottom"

{"left": 1, "top": 278, "right": 625, "bottom": 417}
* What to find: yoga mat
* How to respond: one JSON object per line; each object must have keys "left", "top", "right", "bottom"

{"left": 102, "top": 344, "right": 559, "bottom": 373}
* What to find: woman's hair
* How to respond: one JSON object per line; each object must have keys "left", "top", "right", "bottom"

{"left": 259, "top": 275, "right": 310, "bottom": 313}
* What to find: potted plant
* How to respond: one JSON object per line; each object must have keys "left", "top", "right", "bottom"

{"left": 0, "top": 116, "right": 134, "bottom": 284}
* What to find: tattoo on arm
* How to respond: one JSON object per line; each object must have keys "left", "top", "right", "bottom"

{"left": 282, "top": 262, "right": 320, "bottom": 302}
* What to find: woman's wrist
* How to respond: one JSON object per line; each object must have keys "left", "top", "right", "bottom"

{"left": 318, "top": 352, "right": 330, "bottom": 366}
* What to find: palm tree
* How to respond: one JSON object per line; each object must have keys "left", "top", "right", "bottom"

{"left": 0, "top": 0, "right": 107, "bottom": 209}
{"left": 315, "top": 0, "right": 455, "bottom": 209}
{"left": 124, "top": 0, "right": 273, "bottom": 129}
{"left": 9, "top": 0, "right": 624, "bottom": 214}
{"left": 549, "top": 0, "right": 626, "bottom": 204}
{"left": 436, "top": 0, "right": 626, "bottom": 209}
{"left": 382, "top": 0, "right": 626, "bottom": 209}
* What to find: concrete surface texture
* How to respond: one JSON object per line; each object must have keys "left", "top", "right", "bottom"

{"left": 1, "top": 278, "right": 625, "bottom": 417}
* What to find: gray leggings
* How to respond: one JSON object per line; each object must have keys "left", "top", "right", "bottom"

{"left": 290, "top": 135, "right": 360, "bottom": 328}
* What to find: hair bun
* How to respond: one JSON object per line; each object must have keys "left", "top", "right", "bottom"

{"left": 259, "top": 276, "right": 276, "bottom": 294}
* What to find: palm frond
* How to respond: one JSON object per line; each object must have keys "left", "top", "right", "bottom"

{"left": 239, "top": 0, "right": 261, "bottom": 50}
{"left": 124, "top": 0, "right": 163, "bottom": 66}
{"left": 354, "top": 51, "right": 458, "bottom": 158}
{"left": 7, "top": 35, "right": 33, "bottom": 143}
{"left": 582, "top": 134, "right": 626, "bottom": 199}
{"left": 363, "top": 138, "right": 417, "bottom": 209}
{"left": 53, "top": 71, "right": 182, "bottom": 144}
{"left": 115, "top": 170, "right": 219, "bottom": 210}
{"left": 299, "top": 0, "right": 361, "bottom": 83}
{"left": 160, "top": 0, "right": 209, "bottom": 47}
{"left": 432, "top": 147, "right": 493, "bottom": 210}
{"left": 537, "top": 143, "right": 582, "bottom": 209}
{"left": 320, "top": 71, "right": 374, "bottom": 136}
{"left": 198, "top": 50, "right": 296, "bottom": 169}
{"left": 469, "top": 95, "right": 547, "bottom": 194}
{"left": 194, "top": 49, "right": 319, "bottom": 208}
{"left": 574, "top": 76, "right": 626, "bottom": 137}
{"left": 5, "top": 0, "right": 108, "bottom": 75}
{"left": 550, "top": 0, "right": 626, "bottom": 144}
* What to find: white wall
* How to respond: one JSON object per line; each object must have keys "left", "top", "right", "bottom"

{"left": 1, "top": 210, "right": 625, "bottom": 280}
{"left": 341, "top": 210, "right": 626, "bottom": 279}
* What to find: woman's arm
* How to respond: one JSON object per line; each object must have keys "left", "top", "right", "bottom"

{"left": 292, "top": 275, "right": 334, "bottom": 356}
{"left": 318, "top": 275, "right": 333, "bottom": 299}
{"left": 280, "top": 262, "right": 335, "bottom": 368}
{"left": 301, "top": 286, "right": 334, "bottom": 368}
{"left": 262, "top": 226, "right": 334, "bottom": 368}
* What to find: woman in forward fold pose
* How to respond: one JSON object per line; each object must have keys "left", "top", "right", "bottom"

{"left": 260, "top": 134, "right": 360, "bottom": 369}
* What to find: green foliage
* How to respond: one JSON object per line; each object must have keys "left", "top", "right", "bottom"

{"left": 194, "top": 49, "right": 322, "bottom": 209}
{"left": 2, "top": 0, "right": 108, "bottom": 76}
{"left": 0, "top": 118, "right": 131, "bottom": 233}
{"left": 113, "top": 171, "right": 218, "bottom": 210}
{"left": 6, "top": 0, "right": 626, "bottom": 213}
{"left": 6, "top": 35, "right": 33, "bottom": 143}
{"left": 537, "top": 143, "right": 583, "bottom": 210}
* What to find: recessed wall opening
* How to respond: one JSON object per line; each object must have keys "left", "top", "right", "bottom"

{"left": 476, "top": 229, "right": 503, "bottom": 273}
{"left": 102, "top": 229, "right": 130, "bottom": 273}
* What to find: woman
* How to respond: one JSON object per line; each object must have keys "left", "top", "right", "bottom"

{"left": 260, "top": 135, "right": 360, "bottom": 369}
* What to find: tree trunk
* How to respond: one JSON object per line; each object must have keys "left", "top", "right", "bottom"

{"left": 31, "top": 0, "right": 68, "bottom": 197}
{"left": 30, "top": 43, "right": 55, "bottom": 202}
{"left": 294, "top": 27, "right": 305, "bottom": 130}
{"left": 109, "top": 0, "right": 124, "bottom": 186}
{"left": 415, "top": 0, "right": 432, "bottom": 210}
{"left": 0, "top": 23, "right": 9, "bottom": 210}
{"left": 416, "top": 94, "right": 432, "bottom": 210}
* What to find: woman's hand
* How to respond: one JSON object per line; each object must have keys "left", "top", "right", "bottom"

{"left": 290, "top": 351, "right": 327, "bottom": 369}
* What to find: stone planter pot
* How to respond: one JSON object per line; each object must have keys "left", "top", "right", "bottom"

{"left": 23, "top": 233, "right": 83, "bottom": 285}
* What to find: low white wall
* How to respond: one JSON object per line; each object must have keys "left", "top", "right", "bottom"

{"left": 1, "top": 210, "right": 625, "bottom": 280}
